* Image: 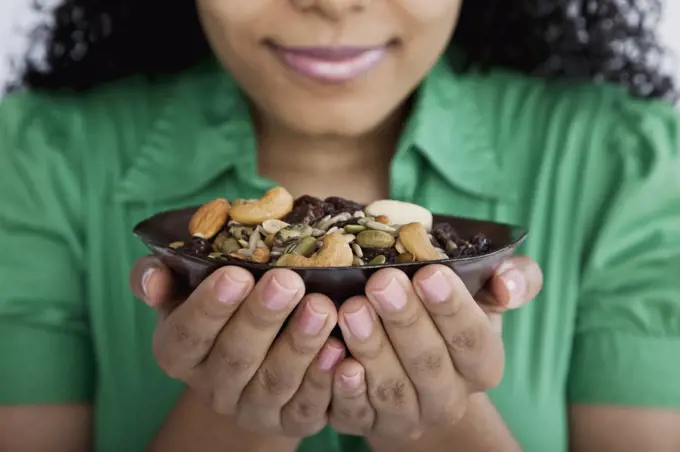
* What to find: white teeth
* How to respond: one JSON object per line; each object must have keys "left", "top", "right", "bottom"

{"left": 305, "top": 49, "right": 385, "bottom": 78}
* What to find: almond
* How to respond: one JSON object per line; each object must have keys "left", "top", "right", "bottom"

{"left": 189, "top": 198, "right": 231, "bottom": 239}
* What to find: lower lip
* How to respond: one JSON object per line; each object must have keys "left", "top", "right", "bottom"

{"left": 270, "top": 46, "right": 387, "bottom": 84}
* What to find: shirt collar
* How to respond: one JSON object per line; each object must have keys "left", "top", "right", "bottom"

{"left": 402, "top": 59, "right": 513, "bottom": 200}
{"left": 116, "top": 56, "right": 512, "bottom": 204}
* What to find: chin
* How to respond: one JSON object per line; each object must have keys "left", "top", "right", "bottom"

{"left": 275, "top": 104, "right": 393, "bottom": 138}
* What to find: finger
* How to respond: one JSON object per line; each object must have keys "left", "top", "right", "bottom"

{"left": 338, "top": 297, "right": 420, "bottom": 438}
{"left": 239, "top": 293, "right": 337, "bottom": 431}
{"left": 364, "top": 268, "right": 466, "bottom": 426}
{"left": 280, "top": 337, "right": 346, "bottom": 437}
{"left": 202, "top": 269, "right": 305, "bottom": 415}
{"left": 478, "top": 255, "right": 543, "bottom": 312}
{"left": 130, "top": 256, "right": 175, "bottom": 309}
{"left": 152, "top": 266, "right": 255, "bottom": 379}
{"left": 329, "top": 358, "right": 375, "bottom": 436}
{"left": 413, "top": 265, "right": 505, "bottom": 392}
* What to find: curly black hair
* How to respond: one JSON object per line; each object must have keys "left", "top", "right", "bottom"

{"left": 15, "top": 0, "right": 677, "bottom": 100}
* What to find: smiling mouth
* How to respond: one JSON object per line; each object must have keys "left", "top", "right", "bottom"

{"left": 265, "top": 40, "right": 398, "bottom": 84}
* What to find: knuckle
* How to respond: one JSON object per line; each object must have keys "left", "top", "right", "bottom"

{"left": 305, "top": 370, "right": 331, "bottom": 393}
{"left": 351, "top": 335, "right": 386, "bottom": 360}
{"left": 372, "top": 378, "right": 412, "bottom": 410}
{"left": 446, "top": 325, "right": 480, "bottom": 353}
{"left": 245, "top": 300, "right": 285, "bottom": 330}
{"left": 289, "top": 334, "right": 324, "bottom": 357}
{"left": 285, "top": 398, "right": 326, "bottom": 425}
{"left": 213, "top": 343, "right": 259, "bottom": 378}
{"left": 255, "top": 364, "right": 296, "bottom": 397}
{"left": 385, "top": 309, "right": 420, "bottom": 329}
{"left": 406, "top": 348, "right": 446, "bottom": 378}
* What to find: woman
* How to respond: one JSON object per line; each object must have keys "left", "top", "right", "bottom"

{"left": 1, "top": 0, "right": 679, "bottom": 451}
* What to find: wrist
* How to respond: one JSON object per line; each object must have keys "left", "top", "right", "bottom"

{"left": 150, "top": 388, "right": 301, "bottom": 452}
{"left": 367, "top": 393, "right": 520, "bottom": 452}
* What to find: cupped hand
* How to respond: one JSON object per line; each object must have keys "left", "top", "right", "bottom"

{"left": 329, "top": 256, "right": 542, "bottom": 439}
{"left": 129, "top": 258, "right": 345, "bottom": 437}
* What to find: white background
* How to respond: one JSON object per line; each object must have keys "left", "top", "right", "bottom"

{"left": 0, "top": 0, "right": 678, "bottom": 98}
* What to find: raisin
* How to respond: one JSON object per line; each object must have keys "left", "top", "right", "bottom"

{"left": 324, "top": 196, "right": 364, "bottom": 215}
{"left": 361, "top": 247, "right": 399, "bottom": 265}
{"left": 184, "top": 236, "right": 211, "bottom": 255}
{"left": 293, "top": 195, "right": 324, "bottom": 209}
{"left": 471, "top": 234, "right": 491, "bottom": 254}
{"left": 432, "top": 223, "right": 461, "bottom": 246}
{"left": 283, "top": 204, "right": 326, "bottom": 225}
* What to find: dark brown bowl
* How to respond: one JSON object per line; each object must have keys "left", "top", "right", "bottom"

{"left": 133, "top": 206, "right": 528, "bottom": 304}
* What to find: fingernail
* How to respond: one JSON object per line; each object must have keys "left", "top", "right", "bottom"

{"left": 262, "top": 276, "right": 298, "bottom": 310}
{"left": 339, "top": 372, "right": 361, "bottom": 389}
{"left": 299, "top": 299, "right": 328, "bottom": 336}
{"left": 373, "top": 277, "right": 407, "bottom": 311}
{"left": 214, "top": 271, "right": 249, "bottom": 304}
{"left": 141, "top": 267, "right": 157, "bottom": 298}
{"left": 418, "top": 271, "right": 450, "bottom": 303}
{"left": 500, "top": 268, "right": 526, "bottom": 308}
{"left": 344, "top": 306, "right": 373, "bottom": 340}
{"left": 318, "top": 345, "right": 343, "bottom": 371}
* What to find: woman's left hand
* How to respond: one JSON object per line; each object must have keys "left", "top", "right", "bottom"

{"left": 329, "top": 256, "right": 542, "bottom": 439}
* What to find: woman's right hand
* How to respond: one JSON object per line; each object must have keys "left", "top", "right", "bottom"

{"left": 129, "top": 257, "right": 345, "bottom": 438}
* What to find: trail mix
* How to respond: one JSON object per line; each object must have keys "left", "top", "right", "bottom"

{"left": 170, "top": 186, "right": 492, "bottom": 267}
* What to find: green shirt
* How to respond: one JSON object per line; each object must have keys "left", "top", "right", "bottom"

{"left": 1, "top": 57, "right": 680, "bottom": 452}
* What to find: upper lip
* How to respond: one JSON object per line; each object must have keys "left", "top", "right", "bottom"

{"left": 266, "top": 42, "right": 386, "bottom": 59}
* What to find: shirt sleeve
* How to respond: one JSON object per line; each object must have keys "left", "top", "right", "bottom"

{"left": 567, "top": 94, "right": 680, "bottom": 408}
{"left": 0, "top": 93, "right": 94, "bottom": 404}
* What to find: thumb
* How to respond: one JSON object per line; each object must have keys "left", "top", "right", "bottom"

{"left": 476, "top": 255, "right": 543, "bottom": 313}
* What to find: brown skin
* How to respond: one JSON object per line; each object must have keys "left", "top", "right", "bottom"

{"left": 136, "top": 256, "right": 539, "bottom": 451}
{"left": 4, "top": 0, "right": 680, "bottom": 451}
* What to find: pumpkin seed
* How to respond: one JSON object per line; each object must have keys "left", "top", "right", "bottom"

{"left": 290, "top": 236, "right": 318, "bottom": 257}
{"left": 261, "top": 219, "right": 289, "bottom": 235}
{"left": 229, "top": 225, "right": 252, "bottom": 241}
{"left": 356, "top": 230, "right": 395, "bottom": 249}
{"left": 208, "top": 252, "right": 222, "bottom": 259}
{"left": 275, "top": 223, "right": 313, "bottom": 246}
{"left": 238, "top": 239, "right": 249, "bottom": 248}
{"left": 368, "top": 255, "right": 386, "bottom": 265}
{"left": 219, "top": 237, "right": 241, "bottom": 254}
{"left": 344, "top": 224, "right": 366, "bottom": 234}
{"left": 396, "top": 253, "right": 415, "bottom": 264}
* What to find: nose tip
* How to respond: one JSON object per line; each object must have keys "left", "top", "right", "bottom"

{"left": 291, "top": 0, "right": 367, "bottom": 18}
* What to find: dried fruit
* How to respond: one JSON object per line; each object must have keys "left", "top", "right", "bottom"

{"left": 171, "top": 189, "right": 491, "bottom": 266}
{"left": 188, "top": 198, "right": 231, "bottom": 239}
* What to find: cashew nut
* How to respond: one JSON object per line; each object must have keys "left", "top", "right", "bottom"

{"left": 398, "top": 222, "right": 442, "bottom": 261}
{"left": 275, "top": 232, "right": 354, "bottom": 268}
{"left": 229, "top": 186, "right": 294, "bottom": 225}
